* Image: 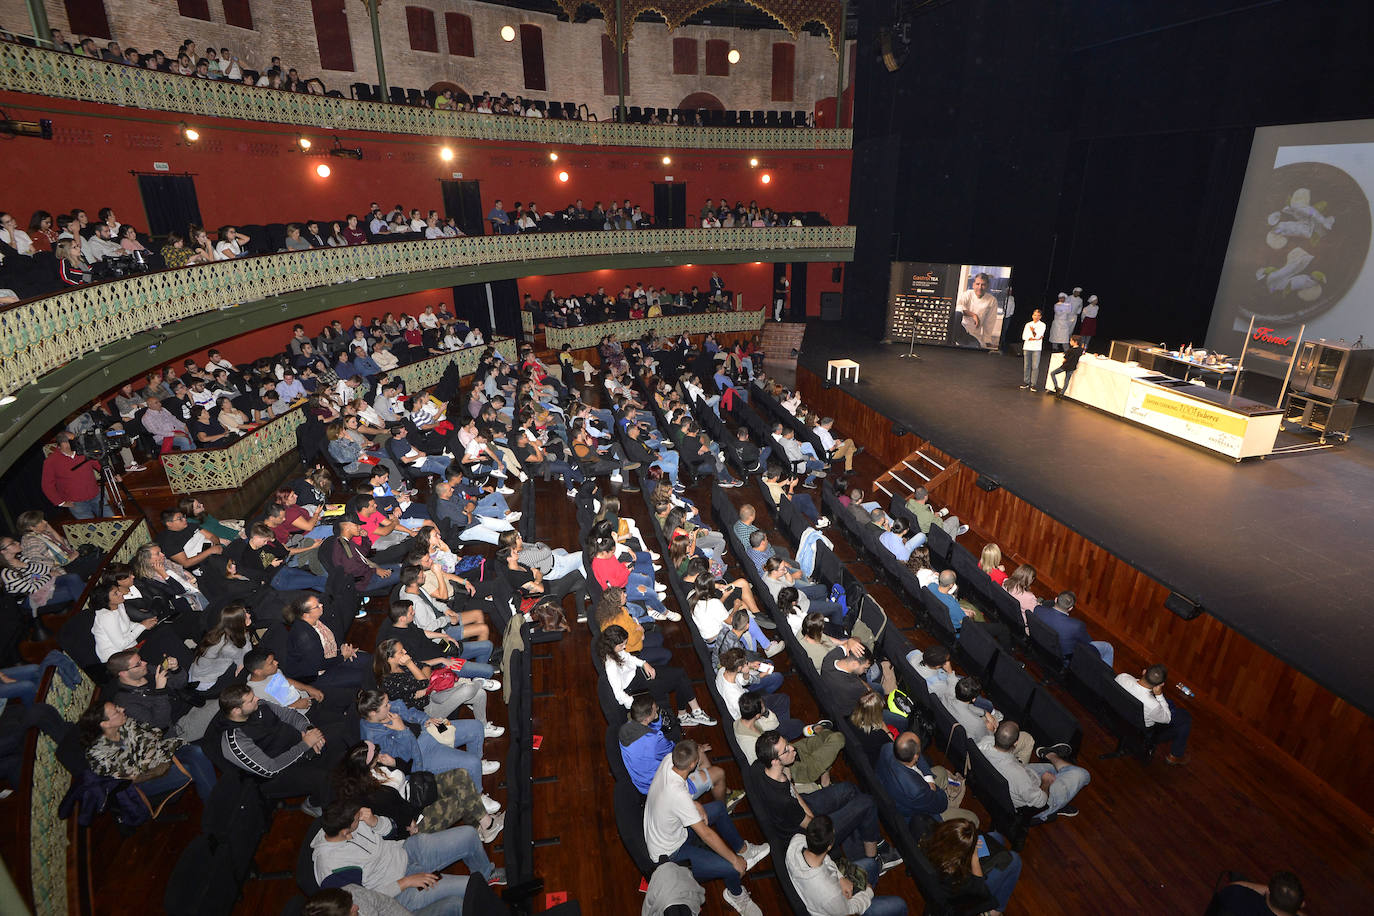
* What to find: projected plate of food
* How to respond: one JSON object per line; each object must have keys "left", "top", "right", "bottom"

{"left": 1234, "top": 161, "right": 1371, "bottom": 325}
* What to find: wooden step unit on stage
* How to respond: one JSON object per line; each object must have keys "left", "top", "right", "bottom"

{"left": 760, "top": 320, "right": 808, "bottom": 372}
{"left": 795, "top": 364, "right": 1374, "bottom": 821}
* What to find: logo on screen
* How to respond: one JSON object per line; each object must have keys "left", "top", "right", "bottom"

{"left": 1253, "top": 327, "right": 1295, "bottom": 347}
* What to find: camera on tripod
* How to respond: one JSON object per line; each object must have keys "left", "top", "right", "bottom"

{"left": 74, "top": 425, "right": 128, "bottom": 460}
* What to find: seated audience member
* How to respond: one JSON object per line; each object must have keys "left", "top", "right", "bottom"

{"left": 357, "top": 689, "right": 496, "bottom": 792}
{"left": 876, "top": 730, "right": 979, "bottom": 828}
{"left": 849, "top": 689, "right": 896, "bottom": 763}
{"left": 327, "top": 512, "right": 398, "bottom": 596}
{"left": 753, "top": 731, "right": 899, "bottom": 871}
{"left": 282, "top": 595, "right": 370, "bottom": 691}
{"left": 798, "top": 612, "right": 866, "bottom": 672}
{"left": 927, "top": 570, "right": 1011, "bottom": 646}
{"left": 155, "top": 507, "right": 223, "bottom": 570}
{"left": 734, "top": 691, "right": 842, "bottom": 790}
{"left": 141, "top": 397, "right": 195, "bottom": 451}
{"left": 1002, "top": 563, "right": 1039, "bottom": 633}
{"left": 978, "top": 720, "right": 1089, "bottom": 821}
{"left": 0, "top": 537, "right": 86, "bottom": 617}
{"left": 818, "top": 646, "right": 903, "bottom": 728}
{"left": 310, "top": 799, "right": 503, "bottom": 906}
{"left": 1030, "top": 591, "right": 1114, "bottom": 665}
{"left": 760, "top": 464, "right": 822, "bottom": 525}
{"left": 79, "top": 700, "right": 217, "bottom": 803}
{"left": 878, "top": 517, "right": 925, "bottom": 563}
{"left": 211, "top": 685, "right": 341, "bottom": 814}
{"left": 978, "top": 543, "right": 1008, "bottom": 586}
{"left": 715, "top": 647, "right": 799, "bottom": 735}
{"left": 786, "top": 815, "right": 908, "bottom": 916}
{"left": 598, "top": 625, "right": 715, "bottom": 727}
{"left": 373, "top": 637, "right": 494, "bottom": 731}
{"left": 761, "top": 557, "right": 844, "bottom": 627}
{"left": 940, "top": 676, "right": 1041, "bottom": 762}
{"left": 1212, "top": 872, "right": 1306, "bottom": 916}
{"left": 620, "top": 694, "right": 730, "bottom": 804}
{"left": 1115, "top": 664, "right": 1193, "bottom": 765}
{"left": 907, "top": 644, "right": 958, "bottom": 705}
{"left": 105, "top": 649, "right": 193, "bottom": 735}
{"left": 643, "top": 738, "right": 770, "bottom": 916}
{"left": 903, "top": 486, "right": 968, "bottom": 538}
{"left": 919, "top": 818, "right": 1023, "bottom": 913}
{"left": 596, "top": 587, "right": 673, "bottom": 668}
{"left": 378, "top": 599, "right": 497, "bottom": 685}
{"left": 332, "top": 741, "right": 504, "bottom": 845}
{"left": 189, "top": 602, "right": 257, "bottom": 691}
{"left": 811, "top": 417, "right": 863, "bottom": 475}
{"left": 710, "top": 605, "right": 784, "bottom": 667}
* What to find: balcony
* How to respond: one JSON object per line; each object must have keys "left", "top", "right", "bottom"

{"left": 0, "top": 41, "right": 851, "bottom": 152}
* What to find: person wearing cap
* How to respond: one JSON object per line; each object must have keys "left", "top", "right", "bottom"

{"left": 1066, "top": 286, "right": 1084, "bottom": 319}
{"left": 1047, "top": 293, "right": 1075, "bottom": 353}
{"left": 1078, "top": 295, "right": 1099, "bottom": 351}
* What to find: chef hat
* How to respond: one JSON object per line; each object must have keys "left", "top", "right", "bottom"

{"left": 1057, "top": 292, "right": 1067, "bottom": 300}
{"left": 1088, "top": 295, "right": 1098, "bottom": 303}
{"left": 1073, "top": 286, "right": 1083, "bottom": 293}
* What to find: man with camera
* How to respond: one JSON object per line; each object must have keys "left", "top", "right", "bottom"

{"left": 41, "top": 431, "right": 105, "bottom": 518}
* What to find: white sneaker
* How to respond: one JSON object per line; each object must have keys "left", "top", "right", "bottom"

{"left": 481, "top": 759, "right": 501, "bottom": 775}
{"left": 478, "top": 677, "right": 501, "bottom": 692}
{"left": 481, "top": 793, "right": 502, "bottom": 814}
{"left": 691, "top": 708, "right": 717, "bottom": 726}
{"left": 938, "top": 507, "right": 950, "bottom": 518}
{"left": 484, "top": 722, "right": 506, "bottom": 738}
{"left": 490, "top": 469, "right": 508, "bottom": 478}
{"left": 495, "top": 486, "right": 515, "bottom": 495}
{"left": 504, "top": 511, "right": 522, "bottom": 523}
{"left": 740, "top": 840, "right": 771, "bottom": 871}
{"left": 609, "top": 471, "right": 623, "bottom": 484}
{"left": 815, "top": 517, "right": 831, "bottom": 529}
{"left": 648, "top": 550, "right": 661, "bottom": 561}
{"left": 661, "top": 608, "right": 682, "bottom": 621}
{"left": 956, "top": 524, "right": 970, "bottom": 536}
{"left": 478, "top": 810, "right": 505, "bottom": 843}
{"left": 516, "top": 471, "right": 529, "bottom": 483}
{"left": 764, "top": 640, "right": 786, "bottom": 658}
{"left": 723, "top": 888, "right": 763, "bottom": 916}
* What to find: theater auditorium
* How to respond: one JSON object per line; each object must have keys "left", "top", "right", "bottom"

{"left": 0, "top": 1, "right": 1370, "bottom": 915}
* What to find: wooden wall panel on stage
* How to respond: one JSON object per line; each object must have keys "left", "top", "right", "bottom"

{"left": 797, "top": 366, "right": 1374, "bottom": 817}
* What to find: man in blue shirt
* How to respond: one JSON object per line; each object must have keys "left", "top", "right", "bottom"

{"left": 487, "top": 199, "right": 513, "bottom": 234}
{"left": 876, "top": 731, "right": 978, "bottom": 828}
{"left": 927, "top": 570, "right": 973, "bottom": 633}
{"left": 879, "top": 517, "right": 926, "bottom": 563}
{"left": 619, "top": 695, "right": 726, "bottom": 801}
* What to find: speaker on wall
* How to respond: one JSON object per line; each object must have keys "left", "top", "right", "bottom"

{"left": 1164, "top": 592, "right": 1203, "bottom": 621}
{"left": 976, "top": 475, "right": 1000, "bottom": 492}
{"left": 819, "top": 292, "right": 843, "bottom": 321}
{"left": 892, "top": 423, "right": 907, "bottom": 437}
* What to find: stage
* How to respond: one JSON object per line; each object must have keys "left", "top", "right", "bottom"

{"left": 797, "top": 327, "right": 1374, "bottom": 716}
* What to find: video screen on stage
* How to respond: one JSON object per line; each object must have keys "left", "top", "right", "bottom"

{"left": 886, "top": 262, "right": 1013, "bottom": 351}
{"left": 1208, "top": 118, "right": 1374, "bottom": 396}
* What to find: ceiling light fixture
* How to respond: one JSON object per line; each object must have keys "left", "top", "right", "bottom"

{"left": 501, "top": 25, "right": 516, "bottom": 42}
{"left": 662, "top": 156, "right": 671, "bottom": 165}
{"left": 761, "top": 173, "right": 771, "bottom": 184}
{"left": 440, "top": 146, "right": 454, "bottom": 161}
{"left": 316, "top": 163, "right": 331, "bottom": 177}
{"left": 549, "top": 151, "right": 559, "bottom": 161}
{"left": 749, "top": 157, "right": 759, "bottom": 167}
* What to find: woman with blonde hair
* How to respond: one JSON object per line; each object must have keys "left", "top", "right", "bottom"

{"left": 849, "top": 688, "right": 895, "bottom": 762}
{"left": 54, "top": 237, "right": 91, "bottom": 285}
{"left": 979, "top": 543, "right": 1008, "bottom": 586}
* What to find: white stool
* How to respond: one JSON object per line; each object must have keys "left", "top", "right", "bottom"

{"left": 827, "top": 358, "right": 860, "bottom": 384}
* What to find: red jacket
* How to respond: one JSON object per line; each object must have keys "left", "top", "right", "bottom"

{"left": 42, "top": 449, "right": 100, "bottom": 506}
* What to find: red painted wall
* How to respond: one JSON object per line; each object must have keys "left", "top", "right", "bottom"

{"left": 0, "top": 93, "right": 851, "bottom": 235}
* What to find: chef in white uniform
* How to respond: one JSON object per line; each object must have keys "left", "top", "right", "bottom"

{"left": 1048, "top": 292, "right": 1076, "bottom": 352}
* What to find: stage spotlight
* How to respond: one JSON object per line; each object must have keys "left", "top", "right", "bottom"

{"left": 976, "top": 475, "right": 1000, "bottom": 492}
{"left": 549, "top": 151, "right": 559, "bottom": 161}
{"left": 179, "top": 122, "right": 200, "bottom": 143}
{"left": 1165, "top": 592, "right": 1204, "bottom": 621}
{"left": 439, "top": 146, "right": 454, "bottom": 161}
{"left": 558, "top": 170, "right": 569, "bottom": 182}
{"left": 749, "top": 157, "right": 759, "bottom": 167}
{"left": 501, "top": 25, "right": 516, "bottom": 42}
{"left": 316, "top": 163, "right": 331, "bottom": 177}
{"left": 296, "top": 134, "right": 312, "bottom": 150}
{"left": 761, "top": 173, "right": 771, "bottom": 184}
{"left": 662, "top": 155, "right": 671, "bottom": 165}
{"left": 727, "top": 48, "right": 740, "bottom": 64}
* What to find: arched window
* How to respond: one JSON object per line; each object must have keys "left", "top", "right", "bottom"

{"left": 520, "top": 24, "right": 546, "bottom": 90}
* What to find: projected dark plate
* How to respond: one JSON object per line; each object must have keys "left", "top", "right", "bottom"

{"left": 1233, "top": 161, "right": 1371, "bottom": 325}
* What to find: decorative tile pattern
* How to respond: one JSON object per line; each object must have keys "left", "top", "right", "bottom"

{"left": 29, "top": 667, "right": 95, "bottom": 916}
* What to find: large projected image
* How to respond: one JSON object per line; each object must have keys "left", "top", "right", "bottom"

{"left": 1208, "top": 119, "right": 1374, "bottom": 393}
{"left": 886, "top": 262, "right": 1013, "bottom": 350}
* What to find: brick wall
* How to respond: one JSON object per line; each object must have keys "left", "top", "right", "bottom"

{"left": 7, "top": 0, "right": 852, "bottom": 120}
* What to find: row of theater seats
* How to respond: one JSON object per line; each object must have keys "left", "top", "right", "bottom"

{"left": 744, "top": 380, "right": 1167, "bottom": 767}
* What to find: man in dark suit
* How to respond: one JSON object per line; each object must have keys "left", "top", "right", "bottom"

{"left": 1030, "top": 591, "right": 1114, "bottom": 666}
{"left": 876, "top": 731, "right": 978, "bottom": 829}
{"left": 281, "top": 594, "right": 369, "bottom": 692}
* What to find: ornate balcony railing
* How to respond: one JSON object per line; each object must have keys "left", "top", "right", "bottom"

{"left": 0, "top": 226, "right": 854, "bottom": 402}
{"left": 0, "top": 42, "right": 851, "bottom": 151}
{"left": 160, "top": 339, "right": 510, "bottom": 492}
{"left": 544, "top": 308, "right": 768, "bottom": 351}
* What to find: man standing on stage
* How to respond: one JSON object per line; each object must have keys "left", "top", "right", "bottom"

{"left": 1020, "top": 310, "right": 1046, "bottom": 391}
{"left": 774, "top": 274, "right": 789, "bottom": 323}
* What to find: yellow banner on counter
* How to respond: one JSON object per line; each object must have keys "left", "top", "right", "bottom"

{"left": 1139, "top": 393, "right": 1248, "bottom": 437}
